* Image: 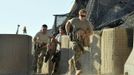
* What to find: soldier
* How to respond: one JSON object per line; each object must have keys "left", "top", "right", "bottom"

{"left": 44, "top": 35, "right": 57, "bottom": 75}
{"left": 65, "top": 9, "right": 93, "bottom": 75}
{"left": 33, "top": 24, "right": 49, "bottom": 73}
{"left": 53, "top": 26, "right": 66, "bottom": 74}
{"left": 45, "top": 26, "right": 66, "bottom": 75}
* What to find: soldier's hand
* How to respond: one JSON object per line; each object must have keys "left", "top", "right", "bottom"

{"left": 42, "top": 45, "right": 47, "bottom": 48}
{"left": 47, "top": 44, "right": 53, "bottom": 49}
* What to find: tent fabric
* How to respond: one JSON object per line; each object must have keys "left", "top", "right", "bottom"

{"left": 52, "top": 0, "right": 134, "bottom": 33}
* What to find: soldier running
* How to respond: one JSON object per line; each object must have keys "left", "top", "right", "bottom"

{"left": 65, "top": 9, "right": 93, "bottom": 75}
{"left": 33, "top": 24, "right": 49, "bottom": 73}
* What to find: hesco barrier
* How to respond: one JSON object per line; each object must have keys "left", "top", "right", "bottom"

{"left": 0, "top": 34, "right": 32, "bottom": 75}
{"left": 101, "top": 28, "right": 132, "bottom": 75}
{"left": 124, "top": 28, "right": 134, "bottom": 75}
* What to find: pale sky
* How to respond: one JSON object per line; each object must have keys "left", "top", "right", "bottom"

{"left": 0, "top": 0, "right": 74, "bottom": 37}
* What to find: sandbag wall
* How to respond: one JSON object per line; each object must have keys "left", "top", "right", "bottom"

{"left": 101, "top": 28, "right": 132, "bottom": 75}
{"left": 124, "top": 28, "right": 134, "bottom": 75}
{"left": 0, "top": 34, "right": 32, "bottom": 75}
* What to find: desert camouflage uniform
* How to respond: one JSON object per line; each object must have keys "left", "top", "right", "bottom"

{"left": 33, "top": 31, "right": 49, "bottom": 73}
{"left": 67, "top": 17, "right": 93, "bottom": 70}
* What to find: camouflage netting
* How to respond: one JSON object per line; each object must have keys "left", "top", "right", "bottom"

{"left": 51, "top": 0, "right": 89, "bottom": 34}
{"left": 119, "top": 11, "right": 134, "bottom": 28}
{"left": 51, "top": 14, "right": 68, "bottom": 35}
{"left": 52, "top": 0, "right": 134, "bottom": 34}
{"left": 89, "top": 0, "right": 134, "bottom": 28}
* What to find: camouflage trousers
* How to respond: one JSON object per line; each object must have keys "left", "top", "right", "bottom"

{"left": 33, "top": 47, "right": 47, "bottom": 73}
{"left": 70, "top": 41, "right": 84, "bottom": 70}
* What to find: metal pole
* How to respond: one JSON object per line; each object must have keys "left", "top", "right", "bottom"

{"left": 16, "top": 24, "right": 20, "bottom": 34}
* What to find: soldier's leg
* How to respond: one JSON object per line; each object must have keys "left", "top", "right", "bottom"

{"left": 76, "top": 70, "right": 82, "bottom": 75}
{"left": 73, "top": 43, "right": 83, "bottom": 75}
{"left": 52, "top": 51, "right": 61, "bottom": 74}
{"left": 48, "top": 60, "right": 54, "bottom": 75}
{"left": 74, "top": 60, "right": 82, "bottom": 75}
{"left": 44, "top": 50, "right": 54, "bottom": 74}
{"left": 45, "top": 51, "right": 50, "bottom": 62}
{"left": 37, "top": 55, "right": 43, "bottom": 73}
{"left": 68, "top": 57, "right": 75, "bottom": 75}
{"left": 37, "top": 48, "right": 47, "bottom": 73}
{"left": 74, "top": 54, "right": 82, "bottom": 75}
{"left": 33, "top": 47, "right": 41, "bottom": 73}
{"left": 33, "top": 54, "right": 38, "bottom": 73}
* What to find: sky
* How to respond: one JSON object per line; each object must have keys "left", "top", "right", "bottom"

{"left": 0, "top": 0, "right": 74, "bottom": 37}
